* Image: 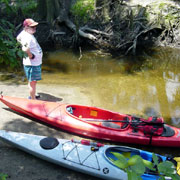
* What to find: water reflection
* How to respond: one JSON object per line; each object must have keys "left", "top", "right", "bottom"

{"left": 164, "top": 71, "right": 180, "bottom": 103}
{"left": 171, "top": 107, "right": 180, "bottom": 125}
{"left": 163, "top": 71, "right": 180, "bottom": 126}
{"left": 42, "top": 47, "right": 180, "bottom": 127}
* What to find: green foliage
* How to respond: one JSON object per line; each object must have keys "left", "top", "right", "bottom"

{"left": 71, "top": 0, "right": 95, "bottom": 24}
{"left": 0, "top": 0, "right": 37, "bottom": 71}
{"left": 149, "top": 2, "right": 180, "bottom": 28}
{"left": 159, "top": 3, "right": 166, "bottom": 9}
{"left": 15, "top": 0, "right": 37, "bottom": 15}
{"left": 1, "top": 0, "right": 37, "bottom": 15}
{"left": 0, "top": 19, "right": 24, "bottom": 70}
{"left": 110, "top": 152, "right": 128, "bottom": 169}
{"left": 0, "top": 173, "right": 8, "bottom": 180}
{"left": 0, "top": 0, "right": 14, "bottom": 14}
{"left": 127, "top": 155, "right": 146, "bottom": 178}
{"left": 110, "top": 152, "right": 180, "bottom": 180}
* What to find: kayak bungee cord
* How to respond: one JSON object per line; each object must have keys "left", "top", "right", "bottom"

{"left": 62, "top": 139, "right": 101, "bottom": 170}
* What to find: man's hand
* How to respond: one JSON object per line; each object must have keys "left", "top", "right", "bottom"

{"left": 26, "top": 49, "right": 35, "bottom": 59}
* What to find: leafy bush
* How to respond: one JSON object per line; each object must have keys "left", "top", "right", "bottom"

{"left": 71, "top": 0, "right": 95, "bottom": 24}
{"left": 0, "top": 0, "right": 37, "bottom": 71}
{"left": 0, "top": 19, "right": 24, "bottom": 70}
{"left": 0, "top": 0, "right": 37, "bottom": 16}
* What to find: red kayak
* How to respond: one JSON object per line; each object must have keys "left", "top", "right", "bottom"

{"left": 0, "top": 95, "right": 180, "bottom": 147}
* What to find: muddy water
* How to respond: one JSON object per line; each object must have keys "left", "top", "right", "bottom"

{"left": 42, "top": 47, "right": 180, "bottom": 130}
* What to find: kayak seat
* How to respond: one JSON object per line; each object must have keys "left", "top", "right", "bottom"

{"left": 40, "top": 137, "right": 59, "bottom": 150}
{"left": 102, "top": 121, "right": 121, "bottom": 129}
{"left": 161, "top": 125, "right": 175, "bottom": 137}
{"left": 102, "top": 117, "right": 130, "bottom": 129}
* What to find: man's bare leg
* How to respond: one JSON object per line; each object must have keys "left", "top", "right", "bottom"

{"left": 28, "top": 81, "right": 37, "bottom": 99}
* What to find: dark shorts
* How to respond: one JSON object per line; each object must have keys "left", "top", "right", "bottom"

{"left": 24, "top": 65, "right": 42, "bottom": 82}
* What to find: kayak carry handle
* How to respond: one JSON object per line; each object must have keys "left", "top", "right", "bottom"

{"left": 71, "top": 139, "right": 104, "bottom": 147}
{"left": 0, "top": 91, "right": 3, "bottom": 98}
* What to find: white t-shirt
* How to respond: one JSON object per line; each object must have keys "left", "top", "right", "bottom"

{"left": 17, "top": 30, "right": 43, "bottom": 66}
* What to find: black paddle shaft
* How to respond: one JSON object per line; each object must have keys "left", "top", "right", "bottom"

{"left": 85, "top": 118, "right": 164, "bottom": 126}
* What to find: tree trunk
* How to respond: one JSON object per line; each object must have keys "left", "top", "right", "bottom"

{"left": 37, "top": 0, "right": 47, "bottom": 20}
{"left": 37, "top": 0, "right": 72, "bottom": 24}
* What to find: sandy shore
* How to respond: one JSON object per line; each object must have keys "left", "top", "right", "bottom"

{"left": 0, "top": 82, "right": 101, "bottom": 180}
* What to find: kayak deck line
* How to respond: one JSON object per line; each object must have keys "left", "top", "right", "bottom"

{"left": 61, "top": 139, "right": 101, "bottom": 170}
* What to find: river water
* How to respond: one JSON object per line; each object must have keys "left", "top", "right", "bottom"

{"left": 42, "top": 47, "right": 180, "bottom": 129}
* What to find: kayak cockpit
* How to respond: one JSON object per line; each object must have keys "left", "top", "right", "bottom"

{"left": 66, "top": 105, "right": 130, "bottom": 129}
{"left": 66, "top": 105, "right": 176, "bottom": 136}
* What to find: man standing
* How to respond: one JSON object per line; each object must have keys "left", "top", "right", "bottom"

{"left": 17, "top": 18, "right": 43, "bottom": 100}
